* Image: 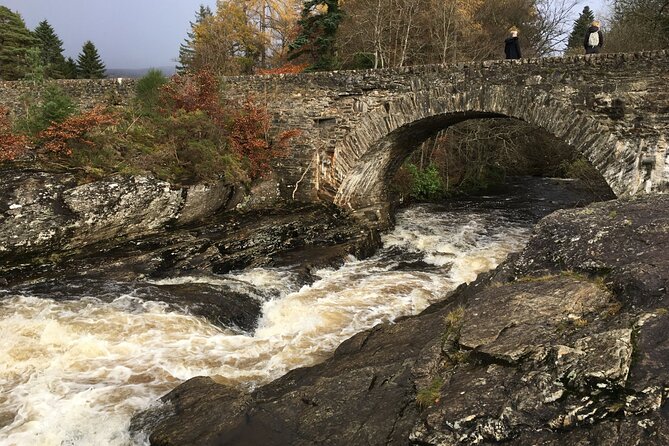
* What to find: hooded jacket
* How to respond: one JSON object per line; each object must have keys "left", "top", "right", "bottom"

{"left": 584, "top": 25, "right": 604, "bottom": 53}
{"left": 504, "top": 36, "right": 521, "bottom": 59}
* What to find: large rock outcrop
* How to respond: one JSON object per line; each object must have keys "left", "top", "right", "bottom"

{"left": 0, "top": 169, "right": 235, "bottom": 267}
{"left": 0, "top": 169, "right": 380, "bottom": 288}
{"left": 136, "top": 195, "right": 669, "bottom": 445}
{"left": 1, "top": 169, "right": 381, "bottom": 333}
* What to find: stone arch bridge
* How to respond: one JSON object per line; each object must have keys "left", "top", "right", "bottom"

{"left": 223, "top": 51, "right": 669, "bottom": 224}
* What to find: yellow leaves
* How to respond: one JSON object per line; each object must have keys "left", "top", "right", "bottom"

{"left": 314, "top": 3, "right": 329, "bottom": 15}
{"left": 193, "top": 0, "right": 300, "bottom": 73}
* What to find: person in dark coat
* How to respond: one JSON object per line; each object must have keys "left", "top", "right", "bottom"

{"left": 504, "top": 27, "right": 522, "bottom": 59}
{"left": 584, "top": 20, "right": 604, "bottom": 54}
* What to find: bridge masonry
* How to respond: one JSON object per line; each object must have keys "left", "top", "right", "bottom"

{"left": 223, "top": 51, "right": 669, "bottom": 224}
{"left": 1, "top": 52, "right": 667, "bottom": 224}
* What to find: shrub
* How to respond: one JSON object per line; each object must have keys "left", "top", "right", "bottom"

{"left": 16, "top": 83, "right": 77, "bottom": 135}
{"left": 159, "top": 70, "right": 222, "bottom": 118}
{"left": 416, "top": 377, "right": 444, "bottom": 408}
{"left": 256, "top": 63, "right": 309, "bottom": 75}
{"left": 135, "top": 69, "right": 168, "bottom": 114}
{"left": 37, "top": 106, "right": 117, "bottom": 156}
{"left": 0, "top": 108, "right": 30, "bottom": 162}
{"left": 228, "top": 100, "right": 299, "bottom": 179}
{"left": 406, "top": 163, "right": 444, "bottom": 201}
{"left": 341, "top": 52, "right": 375, "bottom": 70}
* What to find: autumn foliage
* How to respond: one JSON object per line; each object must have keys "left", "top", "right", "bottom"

{"left": 256, "top": 63, "right": 309, "bottom": 75}
{"left": 159, "top": 70, "right": 222, "bottom": 118}
{"left": 0, "top": 107, "right": 30, "bottom": 162}
{"left": 1, "top": 70, "right": 298, "bottom": 185}
{"left": 157, "top": 70, "right": 299, "bottom": 180}
{"left": 228, "top": 100, "right": 300, "bottom": 178}
{"left": 38, "top": 106, "right": 117, "bottom": 155}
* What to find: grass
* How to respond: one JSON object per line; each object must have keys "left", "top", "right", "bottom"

{"left": 441, "top": 306, "right": 465, "bottom": 346}
{"left": 416, "top": 377, "right": 444, "bottom": 409}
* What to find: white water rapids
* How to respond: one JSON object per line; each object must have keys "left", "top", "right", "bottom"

{"left": 0, "top": 203, "right": 532, "bottom": 446}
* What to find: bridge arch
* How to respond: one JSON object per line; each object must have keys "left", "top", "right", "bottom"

{"left": 330, "top": 85, "right": 635, "bottom": 223}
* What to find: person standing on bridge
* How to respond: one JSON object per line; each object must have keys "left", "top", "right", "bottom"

{"left": 584, "top": 20, "right": 604, "bottom": 54}
{"left": 504, "top": 27, "right": 522, "bottom": 60}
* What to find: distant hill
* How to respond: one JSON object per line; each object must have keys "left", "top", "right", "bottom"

{"left": 105, "top": 66, "right": 177, "bottom": 79}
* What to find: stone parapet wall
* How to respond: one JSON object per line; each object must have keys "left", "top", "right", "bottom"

{"left": 0, "top": 78, "right": 138, "bottom": 114}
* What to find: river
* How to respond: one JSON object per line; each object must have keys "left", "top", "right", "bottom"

{"left": 0, "top": 178, "right": 599, "bottom": 445}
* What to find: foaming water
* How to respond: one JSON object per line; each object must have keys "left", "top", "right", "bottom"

{"left": 0, "top": 203, "right": 531, "bottom": 445}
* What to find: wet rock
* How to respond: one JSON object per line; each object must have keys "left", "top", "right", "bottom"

{"left": 0, "top": 169, "right": 380, "bottom": 288}
{"left": 504, "top": 195, "right": 669, "bottom": 310}
{"left": 0, "top": 169, "right": 234, "bottom": 269}
{"left": 136, "top": 195, "right": 669, "bottom": 445}
{"left": 459, "top": 277, "right": 611, "bottom": 364}
{"left": 12, "top": 278, "right": 264, "bottom": 331}
{"left": 138, "top": 299, "right": 449, "bottom": 446}
{"left": 0, "top": 169, "right": 77, "bottom": 261}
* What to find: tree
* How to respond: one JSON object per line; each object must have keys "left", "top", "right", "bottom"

{"left": 76, "top": 41, "right": 106, "bottom": 79}
{"left": 567, "top": 6, "right": 595, "bottom": 53}
{"left": 34, "top": 20, "right": 67, "bottom": 78}
{"left": 240, "top": 0, "right": 302, "bottom": 68}
{"left": 288, "top": 0, "right": 343, "bottom": 70}
{"left": 607, "top": 0, "right": 669, "bottom": 51}
{"left": 337, "top": 0, "right": 549, "bottom": 67}
{"left": 185, "top": 0, "right": 301, "bottom": 74}
{"left": 190, "top": 1, "right": 267, "bottom": 75}
{"left": 177, "top": 4, "right": 213, "bottom": 73}
{"left": 0, "top": 6, "right": 39, "bottom": 80}
{"left": 533, "top": 0, "right": 580, "bottom": 55}
{"left": 63, "top": 57, "right": 78, "bottom": 79}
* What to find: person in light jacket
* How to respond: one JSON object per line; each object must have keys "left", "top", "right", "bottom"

{"left": 504, "top": 27, "right": 522, "bottom": 59}
{"left": 584, "top": 20, "right": 604, "bottom": 54}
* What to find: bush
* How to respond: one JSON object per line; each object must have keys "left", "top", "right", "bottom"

{"left": 406, "top": 163, "right": 444, "bottom": 201}
{"left": 228, "top": 100, "right": 299, "bottom": 180}
{"left": 256, "top": 63, "right": 309, "bottom": 75}
{"left": 16, "top": 84, "right": 77, "bottom": 135}
{"left": 0, "top": 107, "right": 30, "bottom": 162}
{"left": 342, "top": 52, "right": 376, "bottom": 70}
{"left": 416, "top": 377, "right": 444, "bottom": 408}
{"left": 135, "top": 69, "right": 168, "bottom": 114}
{"left": 2, "top": 70, "right": 299, "bottom": 187}
{"left": 37, "top": 106, "right": 117, "bottom": 156}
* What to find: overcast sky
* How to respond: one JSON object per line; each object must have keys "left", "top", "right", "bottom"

{"left": 1, "top": 0, "right": 610, "bottom": 70}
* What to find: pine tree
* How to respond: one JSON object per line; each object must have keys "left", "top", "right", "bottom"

{"left": 34, "top": 20, "right": 67, "bottom": 79}
{"left": 0, "top": 6, "right": 40, "bottom": 80}
{"left": 177, "top": 4, "right": 213, "bottom": 73}
{"left": 567, "top": 6, "right": 596, "bottom": 52}
{"left": 63, "top": 57, "right": 78, "bottom": 79}
{"left": 288, "top": 0, "right": 343, "bottom": 71}
{"left": 76, "top": 40, "right": 106, "bottom": 79}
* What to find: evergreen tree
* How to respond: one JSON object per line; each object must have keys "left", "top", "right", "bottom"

{"left": 566, "top": 6, "right": 596, "bottom": 52}
{"left": 76, "top": 40, "right": 106, "bottom": 79}
{"left": 609, "top": 0, "right": 669, "bottom": 51}
{"left": 0, "top": 6, "right": 40, "bottom": 80}
{"left": 288, "top": 0, "right": 343, "bottom": 71}
{"left": 34, "top": 20, "right": 67, "bottom": 78}
{"left": 177, "top": 4, "right": 213, "bottom": 73}
{"left": 63, "top": 57, "right": 78, "bottom": 79}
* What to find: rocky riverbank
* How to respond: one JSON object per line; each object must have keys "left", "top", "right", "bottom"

{"left": 135, "top": 194, "right": 669, "bottom": 445}
{"left": 0, "top": 169, "right": 380, "bottom": 329}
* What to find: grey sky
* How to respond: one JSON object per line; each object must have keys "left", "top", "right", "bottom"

{"left": 1, "top": 0, "right": 610, "bottom": 70}
{"left": 0, "top": 0, "right": 217, "bottom": 69}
